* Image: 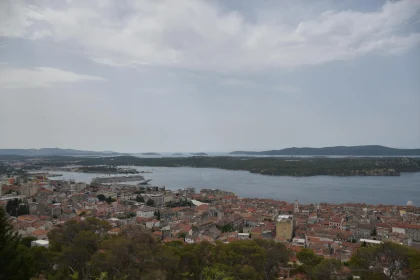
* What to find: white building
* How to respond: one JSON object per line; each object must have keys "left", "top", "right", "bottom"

{"left": 31, "top": 240, "right": 49, "bottom": 248}
{"left": 136, "top": 207, "right": 155, "bottom": 218}
{"left": 185, "top": 235, "right": 195, "bottom": 244}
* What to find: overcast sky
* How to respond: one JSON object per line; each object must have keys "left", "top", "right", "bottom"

{"left": 0, "top": 0, "right": 419, "bottom": 153}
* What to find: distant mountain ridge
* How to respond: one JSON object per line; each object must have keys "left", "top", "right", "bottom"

{"left": 0, "top": 148, "right": 123, "bottom": 156}
{"left": 230, "top": 145, "right": 420, "bottom": 156}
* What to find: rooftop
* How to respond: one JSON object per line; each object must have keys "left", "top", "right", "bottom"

{"left": 277, "top": 214, "right": 293, "bottom": 222}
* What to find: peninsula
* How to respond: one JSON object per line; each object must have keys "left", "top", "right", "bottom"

{"left": 15, "top": 155, "right": 420, "bottom": 177}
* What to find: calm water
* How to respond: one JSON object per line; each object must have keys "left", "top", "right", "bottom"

{"left": 48, "top": 166, "right": 420, "bottom": 206}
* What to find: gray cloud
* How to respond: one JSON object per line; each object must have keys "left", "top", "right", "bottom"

{"left": 0, "top": 66, "right": 106, "bottom": 88}
{"left": 1, "top": 0, "right": 419, "bottom": 71}
{"left": 0, "top": 0, "right": 419, "bottom": 152}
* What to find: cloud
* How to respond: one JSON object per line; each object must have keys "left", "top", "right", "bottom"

{"left": 0, "top": 67, "right": 106, "bottom": 89}
{"left": 1, "top": 0, "right": 419, "bottom": 72}
{"left": 221, "top": 78, "right": 300, "bottom": 93}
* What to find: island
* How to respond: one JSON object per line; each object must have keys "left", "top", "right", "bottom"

{"left": 0, "top": 148, "right": 124, "bottom": 156}
{"left": 75, "top": 166, "right": 139, "bottom": 174}
{"left": 17, "top": 155, "right": 420, "bottom": 177}
{"left": 140, "top": 152, "right": 161, "bottom": 155}
{"left": 190, "top": 153, "right": 208, "bottom": 156}
{"left": 172, "top": 153, "right": 183, "bottom": 155}
{"left": 230, "top": 145, "right": 420, "bottom": 156}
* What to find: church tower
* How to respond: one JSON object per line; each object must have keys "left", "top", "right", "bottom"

{"left": 294, "top": 200, "right": 299, "bottom": 213}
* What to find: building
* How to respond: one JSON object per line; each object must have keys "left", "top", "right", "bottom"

{"left": 393, "top": 224, "right": 420, "bottom": 241}
{"left": 405, "top": 224, "right": 420, "bottom": 241}
{"left": 136, "top": 206, "right": 155, "bottom": 218}
{"left": 354, "top": 224, "right": 373, "bottom": 240}
{"left": 276, "top": 215, "right": 294, "bottom": 240}
{"left": 31, "top": 240, "right": 49, "bottom": 248}
{"left": 150, "top": 194, "right": 164, "bottom": 206}
{"left": 18, "top": 183, "right": 38, "bottom": 197}
{"left": 294, "top": 200, "right": 299, "bottom": 213}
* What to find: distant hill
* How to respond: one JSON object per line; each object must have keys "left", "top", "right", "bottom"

{"left": 0, "top": 148, "right": 124, "bottom": 157}
{"left": 140, "top": 152, "right": 161, "bottom": 155}
{"left": 230, "top": 145, "right": 420, "bottom": 156}
{"left": 191, "top": 152, "right": 208, "bottom": 156}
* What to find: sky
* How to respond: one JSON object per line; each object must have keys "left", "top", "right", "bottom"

{"left": 0, "top": 0, "right": 419, "bottom": 153}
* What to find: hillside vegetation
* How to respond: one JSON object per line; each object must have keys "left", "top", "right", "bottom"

{"left": 231, "top": 145, "right": 420, "bottom": 156}
{"left": 24, "top": 155, "right": 420, "bottom": 176}
{"left": 1, "top": 209, "right": 420, "bottom": 280}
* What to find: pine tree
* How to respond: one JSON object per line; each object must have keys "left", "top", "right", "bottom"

{"left": 5, "top": 200, "right": 11, "bottom": 214}
{"left": 0, "top": 206, "right": 33, "bottom": 279}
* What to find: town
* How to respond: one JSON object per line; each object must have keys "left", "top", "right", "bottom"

{"left": 1, "top": 170, "right": 419, "bottom": 264}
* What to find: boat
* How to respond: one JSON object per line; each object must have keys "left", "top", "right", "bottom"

{"left": 138, "top": 179, "right": 152, "bottom": 185}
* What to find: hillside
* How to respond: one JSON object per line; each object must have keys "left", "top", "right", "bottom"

{"left": 0, "top": 148, "right": 123, "bottom": 156}
{"left": 230, "top": 145, "right": 420, "bottom": 156}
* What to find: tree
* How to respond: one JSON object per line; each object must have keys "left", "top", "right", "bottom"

{"left": 372, "top": 227, "right": 377, "bottom": 236}
{"left": 350, "top": 242, "right": 417, "bottom": 280}
{"left": 0, "top": 207, "right": 33, "bottom": 280}
{"left": 136, "top": 195, "right": 145, "bottom": 203}
{"left": 17, "top": 203, "right": 29, "bottom": 216}
{"left": 202, "top": 265, "right": 235, "bottom": 280}
{"left": 47, "top": 218, "right": 112, "bottom": 279}
{"left": 105, "top": 196, "right": 115, "bottom": 204}
{"left": 177, "top": 232, "right": 187, "bottom": 239}
{"left": 146, "top": 199, "right": 155, "bottom": 207}
{"left": 312, "top": 258, "right": 344, "bottom": 280}
{"left": 21, "top": 236, "right": 37, "bottom": 248}
{"left": 97, "top": 194, "right": 106, "bottom": 201}
{"left": 157, "top": 209, "right": 161, "bottom": 221}
{"left": 297, "top": 248, "right": 323, "bottom": 278}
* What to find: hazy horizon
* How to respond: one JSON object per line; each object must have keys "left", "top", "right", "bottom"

{"left": 1, "top": 0, "right": 419, "bottom": 153}
{"left": 1, "top": 144, "right": 420, "bottom": 154}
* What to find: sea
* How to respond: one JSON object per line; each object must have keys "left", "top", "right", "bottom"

{"left": 47, "top": 165, "right": 420, "bottom": 206}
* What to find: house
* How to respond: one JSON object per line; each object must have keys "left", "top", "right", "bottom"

{"left": 185, "top": 235, "right": 195, "bottom": 244}
{"left": 31, "top": 229, "right": 48, "bottom": 240}
{"left": 136, "top": 207, "right": 155, "bottom": 218}
{"left": 146, "top": 219, "right": 160, "bottom": 229}
{"left": 354, "top": 224, "right": 373, "bottom": 240}
{"left": 31, "top": 240, "right": 49, "bottom": 248}
{"left": 393, "top": 224, "right": 420, "bottom": 241}
{"left": 329, "top": 217, "right": 345, "bottom": 230}
{"left": 204, "top": 227, "right": 222, "bottom": 240}
{"left": 108, "top": 228, "right": 121, "bottom": 235}
{"left": 150, "top": 194, "right": 164, "bottom": 206}
{"left": 376, "top": 223, "right": 391, "bottom": 240}
{"left": 177, "top": 208, "right": 196, "bottom": 219}
{"left": 238, "top": 233, "right": 250, "bottom": 240}
{"left": 292, "top": 236, "right": 306, "bottom": 247}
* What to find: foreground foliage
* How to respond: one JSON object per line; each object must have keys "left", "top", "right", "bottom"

{"left": 1, "top": 211, "right": 420, "bottom": 280}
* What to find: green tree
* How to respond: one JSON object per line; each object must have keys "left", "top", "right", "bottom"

{"left": 21, "top": 235, "right": 37, "bottom": 248}
{"left": 47, "top": 218, "right": 112, "bottom": 279}
{"left": 146, "top": 199, "right": 154, "bottom": 207}
{"left": 296, "top": 248, "right": 323, "bottom": 277}
{"left": 312, "top": 258, "right": 344, "bottom": 280}
{"left": 0, "top": 207, "right": 34, "bottom": 280}
{"left": 105, "top": 196, "right": 115, "bottom": 204}
{"left": 97, "top": 194, "right": 106, "bottom": 201}
{"left": 136, "top": 195, "right": 145, "bottom": 203}
{"left": 177, "top": 232, "right": 187, "bottom": 239}
{"left": 157, "top": 209, "right": 161, "bottom": 221}
{"left": 202, "top": 264, "right": 235, "bottom": 280}
{"left": 350, "top": 242, "right": 417, "bottom": 280}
